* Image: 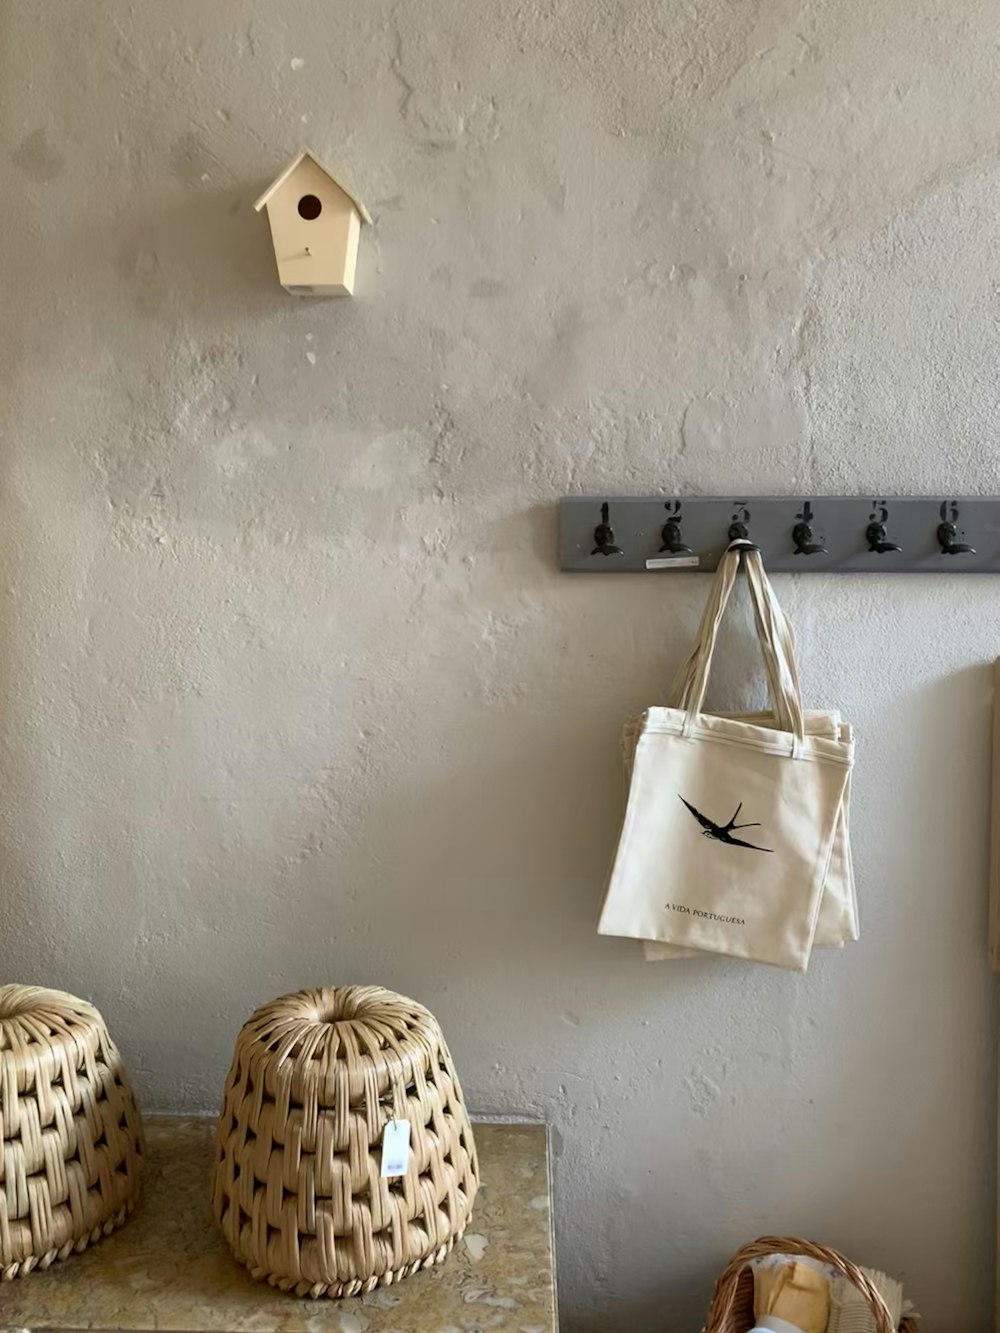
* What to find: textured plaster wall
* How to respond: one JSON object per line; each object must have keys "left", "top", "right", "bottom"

{"left": 2, "top": 1, "right": 998, "bottom": 1328}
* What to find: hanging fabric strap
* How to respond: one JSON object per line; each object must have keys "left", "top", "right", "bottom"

{"left": 674, "top": 542, "right": 806, "bottom": 751}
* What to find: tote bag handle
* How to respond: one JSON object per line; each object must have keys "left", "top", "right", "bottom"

{"left": 672, "top": 553, "right": 800, "bottom": 730}
{"left": 679, "top": 543, "right": 805, "bottom": 738}
{"left": 677, "top": 543, "right": 806, "bottom": 746}
{"left": 680, "top": 548, "right": 804, "bottom": 726}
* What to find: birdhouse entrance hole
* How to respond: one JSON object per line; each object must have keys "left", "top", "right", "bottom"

{"left": 297, "top": 194, "right": 323, "bottom": 220}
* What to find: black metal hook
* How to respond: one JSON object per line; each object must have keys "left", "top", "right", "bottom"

{"left": 793, "top": 523, "right": 828, "bottom": 555}
{"left": 591, "top": 502, "right": 623, "bottom": 557}
{"left": 866, "top": 502, "right": 902, "bottom": 554}
{"left": 866, "top": 522, "right": 902, "bottom": 554}
{"left": 726, "top": 502, "right": 759, "bottom": 551}
{"left": 659, "top": 503, "right": 692, "bottom": 555}
{"left": 938, "top": 522, "right": 975, "bottom": 555}
{"left": 727, "top": 520, "right": 759, "bottom": 552}
{"left": 937, "top": 501, "right": 975, "bottom": 554}
{"left": 792, "top": 500, "right": 828, "bottom": 556}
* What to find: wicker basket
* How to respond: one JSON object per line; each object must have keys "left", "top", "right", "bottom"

{"left": 211, "top": 985, "right": 480, "bottom": 1298}
{"left": 703, "top": 1236, "right": 919, "bottom": 1333}
{"left": 0, "top": 984, "right": 145, "bottom": 1280}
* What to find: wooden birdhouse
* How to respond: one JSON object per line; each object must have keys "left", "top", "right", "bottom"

{"left": 253, "top": 148, "right": 372, "bottom": 296}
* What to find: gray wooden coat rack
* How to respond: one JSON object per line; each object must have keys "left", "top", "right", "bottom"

{"left": 559, "top": 496, "right": 1000, "bottom": 574}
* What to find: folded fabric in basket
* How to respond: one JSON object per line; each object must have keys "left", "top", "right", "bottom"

{"left": 754, "top": 1257, "right": 831, "bottom": 1332}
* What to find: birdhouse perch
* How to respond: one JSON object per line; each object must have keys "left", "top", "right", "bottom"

{"left": 254, "top": 148, "right": 372, "bottom": 296}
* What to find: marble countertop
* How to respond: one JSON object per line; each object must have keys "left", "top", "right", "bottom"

{"left": 1, "top": 1115, "right": 557, "bottom": 1333}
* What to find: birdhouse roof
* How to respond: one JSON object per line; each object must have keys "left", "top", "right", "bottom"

{"left": 253, "top": 148, "right": 372, "bottom": 223}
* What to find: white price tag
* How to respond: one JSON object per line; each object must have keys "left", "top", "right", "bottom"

{"left": 380, "top": 1119, "right": 411, "bottom": 1178}
{"left": 645, "top": 554, "right": 701, "bottom": 569}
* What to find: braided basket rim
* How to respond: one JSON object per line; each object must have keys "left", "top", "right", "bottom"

{"left": 1, "top": 1199, "right": 139, "bottom": 1282}
{"left": 236, "top": 1224, "right": 469, "bottom": 1300}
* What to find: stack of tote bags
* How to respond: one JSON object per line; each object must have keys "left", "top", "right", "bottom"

{"left": 598, "top": 541, "right": 856, "bottom": 972}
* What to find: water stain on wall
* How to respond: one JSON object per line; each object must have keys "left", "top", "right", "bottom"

{"left": 12, "top": 127, "right": 65, "bottom": 182}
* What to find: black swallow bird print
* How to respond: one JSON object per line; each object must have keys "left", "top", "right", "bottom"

{"left": 679, "top": 797, "right": 773, "bottom": 853}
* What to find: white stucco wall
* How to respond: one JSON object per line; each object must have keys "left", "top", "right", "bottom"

{"left": 2, "top": 2, "right": 997, "bottom": 1327}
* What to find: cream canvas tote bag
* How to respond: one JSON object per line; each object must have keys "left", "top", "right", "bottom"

{"left": 633, "top": 546, "right": 857, "bottom": 956}
{"left": 635, "top": 716, "right": 857, "bottom": 959}
{"left": 597, "top": 544, "right": 853, "bottom": 971}
{"left": 632, "top": 566, "right": 858, "bottom": 957}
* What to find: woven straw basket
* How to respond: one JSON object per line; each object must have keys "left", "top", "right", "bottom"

{"left": 211, "top": 985, "right": 480, "bottom": 1298}
{"left": 702, "top": 1237, "right": 919, "bottom": 1333}
{"left": 0, "top": 985, "right": 145, "bottom": 1279}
